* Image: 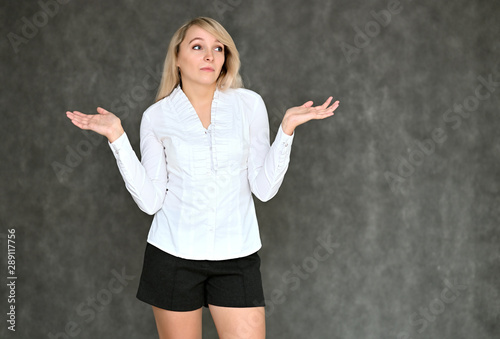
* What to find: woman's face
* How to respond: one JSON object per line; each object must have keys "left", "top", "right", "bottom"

{"left": 176, "top": 25, "right": 225, "bottom": 89}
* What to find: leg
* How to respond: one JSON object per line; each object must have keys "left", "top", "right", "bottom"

{"left": 209, "top": 305, "right": 265, "bottom": 339}
{"left": 152, "top": 306, "right": 203, "bottom": 339}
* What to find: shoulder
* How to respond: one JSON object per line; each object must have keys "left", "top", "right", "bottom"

{"left": 232, "top": 87, "right": 263, "bottom": 102}
{"left": 222, "top": 87, "right": 265, "bottom": 107}
{"left": 141, "top": 99, "right": 164, "bottom": 121}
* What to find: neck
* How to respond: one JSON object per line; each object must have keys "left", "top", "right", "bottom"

{"left": 181, "top": 81, "right": 217, "bottom": 106}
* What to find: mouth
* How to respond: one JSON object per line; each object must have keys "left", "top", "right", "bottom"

{"left": 200, "top": 67, "right": 215, "bottom": 72}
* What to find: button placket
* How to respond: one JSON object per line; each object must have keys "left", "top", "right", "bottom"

{"left": 208, "top": 95, "right": 217, "bottom": 236}
{"left": 205, "top": 125, "right": 213, "bottom": 175}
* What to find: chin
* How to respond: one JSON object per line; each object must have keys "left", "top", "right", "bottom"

{"left": 198, "top": 78, "right": 219, "bottom": 86}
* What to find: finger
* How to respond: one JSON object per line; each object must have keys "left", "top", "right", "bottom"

{"left": 97, "top": 107, "right": 111, "bottom": 115}
{"left": 329, "top": 100, "right": 340, "bottom": 107}
{"left": 66, "top": 111, "right": 78, "bottom": 120}
{"left": 66, "top": 112, "right": 85, "bottom": 124}
{"left": 313, "top": 110, "right": 335, "bottom": 119}
{"left": 314, "top": 105, "right": 338, "bottom": 117}
{"left": 67, "top": 110, "right": 89, "bottom": 118}
{"left": 306, "top": 106, "right": 335, "bottom": 117}
{"left": 320, "top": 96, "right": 333, "bottom": 109}
{"left": 66, "top": 113, "right": 94, "bottom": 129}
{"left": 326, "top": 100, "right": 340, "bottom": 111}
{"left": 301, "top": 101, "right": 313, "bottom": 108}
{"left": 317, "top": 107, "right": 336, "bottom": 115}
{"left": 68, "top": 117, "right": 90, "bottom": 130}
{"left": 66, "top": 111, "right": 90, "bottom": 121}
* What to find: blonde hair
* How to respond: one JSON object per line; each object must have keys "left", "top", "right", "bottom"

{"left": 155, "top": 17, "right": 243, "bottom": 102}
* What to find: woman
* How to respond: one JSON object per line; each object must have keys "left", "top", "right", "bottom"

{"left": 66, "top": 17, "right": 339, "bottom": 339}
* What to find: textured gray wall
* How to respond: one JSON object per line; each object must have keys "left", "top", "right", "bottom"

{"left": 1, "top": 0, "right": 499, "bottom": 338}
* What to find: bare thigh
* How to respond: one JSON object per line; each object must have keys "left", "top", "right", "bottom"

{"left": 209, "top": 305, "right": 265, "bottom": 339}
{"left": 152, "top": 306, "right": 203, "bottom": 339}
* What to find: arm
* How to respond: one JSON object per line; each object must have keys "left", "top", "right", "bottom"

{"left": 247, "top": 94, "right": 340, "bottom": 202}
{"left": 247, "top": 95, "right": 295, "bottom": 202}
{"left": 108, "top": 113, "right": 167, "bottom": 215}
{"left": 66, "top": 107, "right": 167, "bottom": 215}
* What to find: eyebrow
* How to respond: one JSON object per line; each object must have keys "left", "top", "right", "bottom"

{"left": 188, "top": 37, "right": 222, "bottom": 44}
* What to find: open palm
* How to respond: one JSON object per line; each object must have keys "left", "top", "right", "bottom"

{"left": 283, "top": 97, "right": 340, "bottom": 135}
{"left": 66, "top": 107, "right": 124, "bottom": 142}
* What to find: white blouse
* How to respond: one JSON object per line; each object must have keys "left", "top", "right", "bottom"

{"left": 108, "top": 85, "right": 294, "bottom": 260}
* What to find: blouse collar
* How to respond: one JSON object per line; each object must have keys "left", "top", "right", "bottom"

{"left": 169, "top": 84, "right": 222, "bottom": 110}
{"left": 167, "top": 84, "right": 228, "bottom": 129}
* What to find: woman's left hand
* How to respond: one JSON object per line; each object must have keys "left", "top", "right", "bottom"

{"left": 281, "top": 97, "right": 340, "bottom": 135}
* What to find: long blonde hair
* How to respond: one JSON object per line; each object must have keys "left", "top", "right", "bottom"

{"left": 155, "top": 17, "right": 243, "bottom": 102}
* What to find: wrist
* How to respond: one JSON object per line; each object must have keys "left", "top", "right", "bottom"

{"left": 107, "top": 123, "right": 124, "bottom": 143}
{"left": 281, "top": 116, "right": 295, "bottom": 136}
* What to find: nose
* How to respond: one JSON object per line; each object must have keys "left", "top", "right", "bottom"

{"left": 204, "top": 50, "right": 214, "bottom": 61}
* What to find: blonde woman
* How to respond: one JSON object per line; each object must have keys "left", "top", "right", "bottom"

{"left": 66, "top": 17, "right": 339, "bottom": 339}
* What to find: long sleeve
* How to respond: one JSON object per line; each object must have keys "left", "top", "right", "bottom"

{"left": 108, "top": 112, "right": 168, "bottom": 215}
{"left": 107, "top": 86, "right": 295, "bottom": 260}
{"left": 247, "top": 95, "right": 295, "bottom": 202}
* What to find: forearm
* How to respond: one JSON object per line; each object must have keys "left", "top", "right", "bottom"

{"left": 281, "top": 115, "right": 295, "bottom": 136}
{"left": 106, "top": 120, "right": 125, "bottom": 143}
{"left": 109, "top": 132, "right": 167, "bottom": 215}
{"left": 248, "top": 124, "right": 294, "bottom": 202}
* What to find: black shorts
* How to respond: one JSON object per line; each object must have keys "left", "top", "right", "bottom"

{"left": 136, "top": 243, "right": 266, "bottom": 311}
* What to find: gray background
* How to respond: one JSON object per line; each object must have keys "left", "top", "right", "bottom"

{"left": 1, "top": 0, "right": 499, "bottom": 338}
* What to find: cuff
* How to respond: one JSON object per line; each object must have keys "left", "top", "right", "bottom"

{"left": 276, "top": 123, "right": 295, "bottom": 149}
{"left": 108, "top": 132, "right": 132, "bottom": 157}
{"left": 275, "top": 124, "right": 294, "bottom": 165}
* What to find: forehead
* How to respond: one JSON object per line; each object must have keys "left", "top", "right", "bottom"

{"left": 183, "top": 25, "right": 220, "bottom": 43}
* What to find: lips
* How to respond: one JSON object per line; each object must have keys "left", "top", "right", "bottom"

{"left": 200, "top": 67, "right": 215, "bottom": 72}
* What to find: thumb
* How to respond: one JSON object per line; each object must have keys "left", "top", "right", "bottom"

{"left": 96, "top": 107, "right": 110, "bottom": 115}
{"left": 301, "top": 101, "right": 313, "bottom": 108}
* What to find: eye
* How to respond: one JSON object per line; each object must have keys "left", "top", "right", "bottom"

{"left": 215, "top": 46, "right": 224, "bottom": 52}
{"left": 192, "top": 45, "right": 202, "bottom": 50}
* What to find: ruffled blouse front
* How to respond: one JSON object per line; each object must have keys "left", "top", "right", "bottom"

{"left": 109, "top": 85, "right": 294, "bottom": 260}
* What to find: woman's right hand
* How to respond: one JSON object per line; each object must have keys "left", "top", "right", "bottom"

{"left": 66, "top": 107, "right": 125, "bottom": 143}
